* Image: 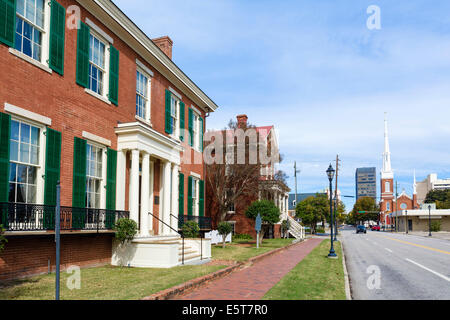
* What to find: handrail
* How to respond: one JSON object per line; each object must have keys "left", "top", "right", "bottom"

{"left": 148, "top": 212, "right": 185, "bottom": 265}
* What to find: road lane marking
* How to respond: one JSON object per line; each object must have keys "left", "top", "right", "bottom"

{"left": 377, "top": 236, "right": 450, "bottom": 255}
{"left": 405, "top": 259, "right": 450, "bottom": 282}
{"left": 385, "top": 248, "right": 393, "bottom": 253}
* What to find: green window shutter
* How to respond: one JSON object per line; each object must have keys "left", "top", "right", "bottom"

{"left": 188, "top": 108, "right": 194, "bottom": 147}
{"left": 199, "top": 180, "right": 204, "bottom": 217}
{"left": 0, "top": 113, "right": 10, "bottom": 228}
{"left": 108, "top": 45, "right": 119, "bottom": 105}
{"left": 0, "top": 0, "right": 16, "bottom": 47}
{"left": 165, "top": 89, "right": 172, "bottom": 134}
{"left": 43, "top": 128, "right": 61, "bottom": 230}
{"left": 199, "top": 117, "right": 204, "bottom": 152}
{"left": 178, "top": 172, "right": 184, "bottom": 217}
{"left": 187, "top": 176, "right": 193, "bottom": 216}
{"left": 49, "top": 0, "right": 66, "bottom": 75}
{"left": 0, "top": 112, "right": 10, "bottom": 204}
{"left": 105, "top": 148, "right": 117, "bottom": 229}
{"left": 179, "top": 101, "right": 185, "bottom": 141}
{"left": 76, "top": 21, "right": 90, "bottom": 88}
{"left": 72, "top": 137, "right": 87, "bottom": 208}
{"left": 106, "top": 148, "right": 117, "bottom": 210}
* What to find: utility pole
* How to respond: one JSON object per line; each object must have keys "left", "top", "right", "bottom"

{"left": 395, "top": 181, "right": 398, "bottom": 232}
{"left": 334, "top": 155, "right": 340, "bottom": 239}
{"left": 294, "top": 162, "right": 300, "bottom": 206}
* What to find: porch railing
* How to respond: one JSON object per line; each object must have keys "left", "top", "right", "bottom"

{"left": 0, "top": 202, "right": 129, "bottom": 232}
{"left": 178, "top": 215, "right": 212, "bottom": 231}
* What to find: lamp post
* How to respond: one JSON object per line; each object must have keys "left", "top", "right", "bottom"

{"left": 327, "top": 164, "right": 337, "bottom": 259}
{"left": 428, "top": 205, "right": 432, "bottom": 237}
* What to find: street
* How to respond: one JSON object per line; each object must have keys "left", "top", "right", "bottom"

{"left": 341, "top": 226, "right": 450, "bottom": 300}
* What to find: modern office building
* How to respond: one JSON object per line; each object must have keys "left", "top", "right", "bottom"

{"left": 416, "top": 173, "right": 450, "bottom": 205}
{"left": 356, "top": 167, "right": 377, "bottom": 200}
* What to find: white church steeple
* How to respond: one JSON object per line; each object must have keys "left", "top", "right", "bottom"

{"left": 381, "top": 113, "right": 394, "bottom": 179}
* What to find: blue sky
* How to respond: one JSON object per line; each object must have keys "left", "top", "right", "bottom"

{"left": 114, "top": 0, "right": 450, "bottom": 211}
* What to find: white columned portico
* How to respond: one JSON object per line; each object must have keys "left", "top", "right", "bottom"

{"left": 162, "top": 160, "right": 172, "bottom": 235}
{"left": 171, "top": 164, "right": 179, "bottom": 233}
{"left": 140, "top": 152, "right": 150, "bottom": 237}
{"left": 116, "top": 149, "right": 127, "bottom": 211}
{"left": 129, "top": 149, "right": 140, "bottom": 225}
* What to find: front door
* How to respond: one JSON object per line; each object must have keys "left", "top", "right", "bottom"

{"left": 408, "top": 219, "right": 413, "bottom": 231}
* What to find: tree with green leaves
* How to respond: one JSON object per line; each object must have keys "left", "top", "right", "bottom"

{"left": 217, "top": 222, "right": 233, "bottom": 248}
{"left": 0, "top": 224, "right": 7, "bottom": 253}
{"left": 245, "top": 199, "right": 280, "bottom": 244}
{"left": 351, "top": 197, "right": 380, "bottom": 223}
{"left": 425, "top": 190, "right": 450, "bottom": 209}
{"left": 295, "top": 193, "right": 329, "bottom": 234}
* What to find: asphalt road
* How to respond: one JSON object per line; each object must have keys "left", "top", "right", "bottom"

{"left": 340, "top": 226, "right": 450, "bottom": 300}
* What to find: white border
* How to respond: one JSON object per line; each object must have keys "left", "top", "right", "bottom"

{"left": 86, "top": 17, "right": 114, "bottom": 44}
{"left": 4, "top": 103, "right": 52, "bottom": 126}
{"left": 169, "top": 87, "right": 182, "bottom": 100}
{"left": 136, "top": 59, "right": 154, "bottom": 77}
{"left": 82, "top": 131, "right": 112, "bottom": 147}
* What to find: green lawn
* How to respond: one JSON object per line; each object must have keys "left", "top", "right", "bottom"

{"left": 211, "top": 238, "right": 294, "bottom": 262}
{"left": 262, "top": 240, "right": 346, "bottom": 300}
{"left": 0, "top": 264, "right": 225, "bottom": 300}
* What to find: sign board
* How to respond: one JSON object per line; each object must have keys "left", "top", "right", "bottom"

{"left": 255, "top": 213, "right": 262, "bottom": 232}
{"left": 205, "top": 230, "right": 232, "bottom": 244}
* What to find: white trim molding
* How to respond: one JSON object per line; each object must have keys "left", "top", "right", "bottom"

{"left": 190, "top": 172, "right": 201, "bottom": 179}
{"left": 169, "top": 87, "right": 182, "bottom": 100}
{"left": 136, "top": 59, "right": 154, "bottom": 77}
{"left": 82, "top": 131, "right": 112, "bottom": 147}
{"left": 4, "top": 103, "right": 52, "bottom": 126}
{"left": 9, "top": 48, "right": 53, "bottom": 74}
{"left": 86, "top": 17, "right": 114, "bottom": 44}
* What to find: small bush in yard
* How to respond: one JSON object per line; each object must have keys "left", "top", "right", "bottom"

{"left": 431, "top": 221, "right": 441, "bottom": 232}
{"left": 233, "top": 233, "right": 253, "bottom": 241}
{"left": 182, "top": 221, "right": 200, "bottom": 238}
{"left": 0, "top": 224, "right": 7, "bottom": 253}
{"left": 114, "top": 218, "right": 138, "bottom": 244}
{"left": 217, "top": 222, "right": 233, "bottom": 248}
{"left": 315, "top": 228, "right": 325, "bottom": 234}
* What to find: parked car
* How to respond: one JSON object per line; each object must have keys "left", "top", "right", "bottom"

{"left": 356, "top": 225, "right": 367, "bottom": 234}
{"left": 371, "top": 225, "right": 381, "bottom": 231}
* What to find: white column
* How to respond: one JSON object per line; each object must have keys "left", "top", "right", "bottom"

{"left": 140, "top": 152, "right": 150, "bottom": 237}
{"left": 171, "top": 164, "right": 179, "bottom": 233}
{"left": 162, "top": 160, "right": 172, "bottom": 235}
{"left": 149, "top": 161, "right": 154, "bottom": 233}
{"left": 116, "top": 150, "right": 126, "bottom": 210}
{"left": 129, "top": 149, "right": 140, "bottom": 226}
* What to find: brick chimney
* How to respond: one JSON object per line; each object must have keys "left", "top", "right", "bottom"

{"left": 236, "top": 114, "right": 248, "bottom": 128}
{"left": 152, "top": 36, "right": 173, "bottom": 59}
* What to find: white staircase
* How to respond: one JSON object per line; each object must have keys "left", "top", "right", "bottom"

{"left": 287, "top": 215, "right": 305, "bottom": 241}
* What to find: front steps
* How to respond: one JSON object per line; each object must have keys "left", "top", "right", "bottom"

{"left": 287, "top": 215, "right": 305, "bottom": 241}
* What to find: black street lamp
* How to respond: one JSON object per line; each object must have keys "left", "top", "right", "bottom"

{"left": 428, "top": 205, "right": 432, "bottom": 237}
{"left": 327, "top": 164, "right": 337, "bottom": 259}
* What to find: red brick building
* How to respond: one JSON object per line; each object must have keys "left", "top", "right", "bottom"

{"left": 0, "top": 0, "right": 218, "bottom": 280}
{"left": 206, "top": 115, "right": 290, "bottom": 239}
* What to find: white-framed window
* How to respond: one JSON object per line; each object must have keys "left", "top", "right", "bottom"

{"left": 170, "top": 95, "right": 179, "bottom": 138}
{"left": 15, "top": 0, "right": 47, "bottom": 63}
{"left": 136, "top": 69, "right": 151, "bottom": 121}
{"left": 88, "top": 33, "right": 107, "bottom": 96}
{"left": 229, "top": 221, "right": 236, "bottom": 235}
{"left": 386, "top": 202, "right": 390, "bottom": 211}
{"left": 226, "top": 188, "right": 235, "bottom": 213}
{"left": 192, "top": 176, "right": 198, "bottom": 216}
{"left": 385, "top": 181, "right": 391, "bottom": 193}
{"left": 9, "top": 119, "right": 41, "bottom": 204}
{"left": 85, "top": 143, "right": 104, "bottom": 209}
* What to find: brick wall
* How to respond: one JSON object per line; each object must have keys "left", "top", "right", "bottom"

{"left": 0, "top": 233, "right": 113, "bottom": 281}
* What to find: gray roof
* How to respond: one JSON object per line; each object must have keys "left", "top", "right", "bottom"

{"left": 288, "top": 193, "right": 326, "bottom": 210}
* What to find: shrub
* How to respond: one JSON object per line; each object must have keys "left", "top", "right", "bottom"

{"left": 217, "top": 222, "right": 233, "bottom": 248}
{"left": 0, "top": 224, "right": 7, "bottom": 253}
{"left": 233, "top": 233, "right": 253, "bottom": 240}
{"left": 315, "top": 228, "right": 325, "bottom": 234}
{"left": 431, "top": 221, "right": 441, "bottom": 232}
{"left": 182, "top": 221, "right": 200, "bottom": 238}
{"left": 114, "top": 218, "right": 138, "bottom": 244}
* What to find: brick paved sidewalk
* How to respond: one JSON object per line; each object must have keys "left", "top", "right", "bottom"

{"left": 175, "top": 238, "right": 323, "bottom": 300}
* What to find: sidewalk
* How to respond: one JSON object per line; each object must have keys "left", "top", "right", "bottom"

{"left": 174, "top": 238, "right": 323, "bottom": 300}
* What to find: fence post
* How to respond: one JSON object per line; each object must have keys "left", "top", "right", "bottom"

{"left": 55, "top": 181, "right": 61, "bottom": 301}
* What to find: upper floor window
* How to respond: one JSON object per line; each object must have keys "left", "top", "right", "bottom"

{"left": 170, "top": 96, "right": 179, "bottom": 137}
{"left": 385, "top": 181, "right": 391, "bottom": 193}
{"left": 15, "top": 0, "right": 45, "bottom": 62}
{"left": 226, "top": 188, "right": 235, "bottom": 213}
{"left": 88, "top": 34, "right": 106, "bottom": 96}
{"left": 136, "top": 69, "right": 150, "bottom": 121}
{"left": 86, "top": 143, "right": 103, "bottom": 209}
{"left": 192, "top": 176, "right": 198, "bottom": 216}
{"left": 386, "top": 202, "right": 390, "bottom": 211}
{"left": 9, "top": 119, "right": 40, "bottom": 204}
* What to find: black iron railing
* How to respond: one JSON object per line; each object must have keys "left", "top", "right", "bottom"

{"left": 0, "top": 202, "right": 129, "bottom": 232}
{"left": 178, "top": 215, "right": 212, "bottom": 231}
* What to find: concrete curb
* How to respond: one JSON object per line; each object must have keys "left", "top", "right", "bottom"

{"left": 340, "top": 239, "right": 352, "bottom": 300}
{"left": 142, "top": 239, "right": 306, "bottom": 300}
